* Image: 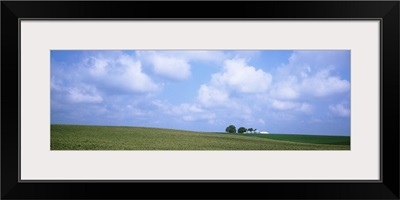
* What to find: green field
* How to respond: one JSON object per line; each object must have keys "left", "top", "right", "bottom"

{"left": 51, "top": 124, "right": 350, "bottom": 150}
{"left": 232, "top": 133, "right": 350, "bottom": 145}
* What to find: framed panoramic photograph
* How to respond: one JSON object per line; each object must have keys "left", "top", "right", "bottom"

{"left": 49, "top": 49, "right": 351, "bottom": 151}
{"left": 2, "top": 1, "right": 399, "bottom": 200}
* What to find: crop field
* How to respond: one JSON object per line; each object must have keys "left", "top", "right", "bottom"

{"left": 51, "top": 124, "right": 350, "bottom": 150}
{"left": 232, "top": 133, "right": 350, "bottom": 145}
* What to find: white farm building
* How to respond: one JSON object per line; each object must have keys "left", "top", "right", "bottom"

{"left": 244, "top": 130, "right": 269, "bottom": 134}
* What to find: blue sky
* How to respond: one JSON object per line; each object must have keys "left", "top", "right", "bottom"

{"left": 51, "top": 50, "right": 351, "bottom": 136}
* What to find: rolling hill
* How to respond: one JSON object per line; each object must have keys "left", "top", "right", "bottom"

{"left": 51, "top": 124, "right": 350, "bottom": 150}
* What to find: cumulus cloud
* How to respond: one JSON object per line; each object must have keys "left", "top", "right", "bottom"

{"left": 135, "top": 50, "right": 229, "bottom": 81}
{"left": 197, "top": 85, "right": 230, "bottom": 107}
{"left": 51, "top": 74, "right": 104, "bottom": 104}
{"left": 51, "top": 50, "right": 162, "bottom": 127}
{"left": 270, "top": 76, "right": 300, "bottom": 99}
{"left": 151, "top": 56, "right": 191, "bottom": 80}
{"left": 329, "top": 103, "right": 350, "bottom": 117}
{"left": 197, "top": 59, "right": 272, "bottom": 107}
{"left": 271, "top": 51, "right": 350, "bottom": 100}
{"left": 211, "top": 59, "right": 272, "bottom": 93}
{"left": 301, "top": 69, "right": 350, "bottom": 97}
{"left": 86, "top": 54, "right": 160, "bottom": 93}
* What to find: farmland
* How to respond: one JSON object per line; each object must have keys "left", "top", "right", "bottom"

{"left": 233, "top": 133, "right": 350, "bottom": 145}
{"left": 51, "top": 124, "right": 350, "bottom": 150}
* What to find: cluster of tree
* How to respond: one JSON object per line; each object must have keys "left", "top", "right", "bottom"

{"left": 225, "top": 125, "right": 257, "bottom": 134}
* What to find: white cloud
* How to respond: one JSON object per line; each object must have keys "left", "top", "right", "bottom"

{"left": 298, "top": 103, "right": 313, "bottom": 114}
{"left": 135, "top": 50, "right": 229, "bottom": 81}
{"left": 151, "top": 56, "right": 191, "bottom": 80}
{"left": 301, "top": 69, "right": 350, "bottom": 97}
{"left": 51, "top": 77, "right": 104, "bottom": 104}
{"left": 137, "top": 50, "right": 227, "bottom": 64}
{"left": 195, "top": 59, "right": 274, "bottom": 122}
{"left": 151, "top": 100, "right": 216, "bottom": 123}
{"left": 86, "top": 54, "right": 160, "bottom": 93}
{"left": 270, "top": 76, "right": 300, "bottom": 99}
{"left": 286, "top": 51, "right": 350, "bottom": 73}
{"left": 329, "top": 103, "right": 350, "bottom": 117}
{"left": 88, "top": 57, "right": 108, "bottom": 76}
{"left": 197, "top": 85, "right": 230, "bottom": 107}
{"left": 171, "top": 103, "right": 204, "bottom": 115}
{"left": 68, "top": 88, "right": 103, "bottom": 103}
{"left": 271, "top": 100, "right": 313, "bottom": 114}
{"left": 271, "top": 51, "right": 350, "bottom": 99}
{"left": 183, "top": 113, "right": 216, "bottom": 122}
{"left": 50, "top": 77, "right": 63, "bottom": 91}
{"left": 272, "top": 100, "right": 298, "bottom": 110}
{"left": 211, "top": 59, "right": 272, "bottom": 93}
{"left": 197, "top": 59, "right": 273, "bottom": 107}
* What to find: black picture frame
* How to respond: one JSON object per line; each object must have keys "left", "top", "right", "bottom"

{"left": 2, "top": 1, "right": 399, "bottom": 199}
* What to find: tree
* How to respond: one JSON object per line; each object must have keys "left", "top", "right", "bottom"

{"left": 225, "top": 125, "right": 236, "bottom": 133}
{"left": 248, "top": 128, "right": 254, "bottom": 132}
{"left": 238, "top": 127, "right": 247, "bottom": 133}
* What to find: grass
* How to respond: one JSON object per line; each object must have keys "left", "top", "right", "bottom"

{"left": 51, "top": 124, "right": 350, "bottom": 150}
{"left": 230, "top": 133, "right": 350, "bottom": 145}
